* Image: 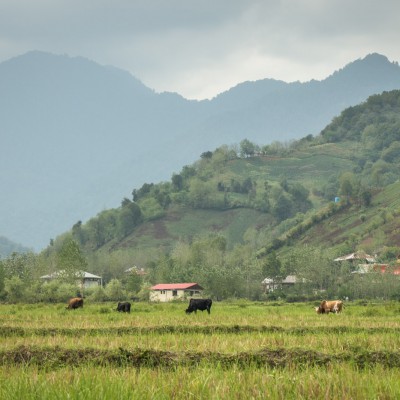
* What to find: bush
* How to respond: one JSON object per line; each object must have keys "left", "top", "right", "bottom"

{"left": 87, "top": 286, "right": 108, "bottom": 302}
{"left": 104, "top": 279, "right": 127, "bottom": 301}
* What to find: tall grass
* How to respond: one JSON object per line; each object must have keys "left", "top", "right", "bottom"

{"left": 1, "top": 365, "right": 400, "bottom": 400}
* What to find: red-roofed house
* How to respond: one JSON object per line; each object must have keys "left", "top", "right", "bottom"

{"left": 150, "top": 283, "right": 204, "bottom": 302}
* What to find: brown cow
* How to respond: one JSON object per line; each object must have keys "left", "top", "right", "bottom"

{"left": 66, "top": 297, "right": 83, "bottom": 310}
{"left": 315, "top": 300, "right": 343, "bottom": 314}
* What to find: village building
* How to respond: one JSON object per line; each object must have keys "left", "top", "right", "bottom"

{"left": 124, "top": 265, "right": 147, "bottom": 276}
{"left": 334, "top": 251, "right": 377, "bottom": 263}
{"left": 40, "top": 270, "right": 103, "bottom": 289}
{"left": 335, "top": 251, "right": 400, "bottom": 275}
{"left": 262, "top": 275, "right": 302, "bottom": 293}
{"left": 351, "top": 263, "right": 400, "bottom": 275}
{"left": 150, "top": 283, "right": 204, "bottom": 302}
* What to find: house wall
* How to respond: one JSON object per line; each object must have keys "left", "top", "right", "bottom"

{"left": 150, "top": 289, "right": 202, "bottom": 302}
{"left": 83, "top": 278, "right": 102, "bottom": 288}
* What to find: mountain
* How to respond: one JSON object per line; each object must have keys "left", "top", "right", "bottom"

{"left": 1, "top": 51, "right": 400, "bottom": 250}
{"left": 0, "top": 236, "right": 31, "bottom": 258}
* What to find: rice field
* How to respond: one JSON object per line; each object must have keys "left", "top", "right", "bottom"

{"left": 1, "top": 300, "right": 400, "bottom": 399}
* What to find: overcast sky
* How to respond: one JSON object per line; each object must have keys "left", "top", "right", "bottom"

{"left": 1, "top": 0, "right": 399, "bottom": 100}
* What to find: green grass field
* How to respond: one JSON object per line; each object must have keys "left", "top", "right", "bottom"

{"left": 1, "top": 301, "right": 400, "bottom": 399}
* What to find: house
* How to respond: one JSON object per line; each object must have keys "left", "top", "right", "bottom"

{"left": 334, "top": 251, "right": 376, "bottom": 263}
{"left": 124, "top": 265, "right": 147, "bottom": 276}
{"left": 40, "top": 270, "right": 103, "bottom": 289}
{"left": 335, "top": 251, "right": 400, "bottom": 275}
{"left": 262, "top": 275, "right": 302, "bottom": 293}
{"left": 352, "top": 264, "right": 400, "bottom": 275}
{"left": 150, "top": 283, "right": 204, "bottom": 302}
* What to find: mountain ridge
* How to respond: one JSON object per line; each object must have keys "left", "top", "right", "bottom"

{"left": 1, "top": 51, "right": 400, "bottom": 250}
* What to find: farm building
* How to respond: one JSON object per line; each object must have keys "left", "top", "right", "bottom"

{"left": 262, "top": 275, "right": 304, "bottom": 293}
{"left": 150, "top": 283, "right": 204, "bottom": 302}
{"left": 335, "top": 251, "right": 400, "bottom": 275}
{"left": 40, "top": 270, "right": 103, "bottom": 288}
{"left": 334, "top": 251, "right": 376, "bottom": 263}
{"left": 124, "top": 265, "right": 147, "bottom": 276}
{"left": 351, "top": 264, "right": 400, "bottom": 275}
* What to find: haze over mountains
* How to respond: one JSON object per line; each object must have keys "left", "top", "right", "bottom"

{"left": 1, "top": 51, "right": 400, "bottom": 251}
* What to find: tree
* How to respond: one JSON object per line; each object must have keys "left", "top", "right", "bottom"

{"left": 200, "top": 151, "right": 213, "bottom": 159}
{"left": 188, "top": 179, "right": 214, "bottom": 208}
{"left": 4, "top": 276, "right": 25, "bottom": 303}
{"left": 261, "top": 251, "right": 283, "bottom": 291}
{"left": 117, "top": 200, "right": 143, "bottom": 238}
{"left": 72, "top": 220, "right": 86, "bottom": 245}
{"left": 171, "top": 173, "right": 183, "bottom": 191}
{"left": 239, "top": 139, "right": 258, "bottom": 158}
{"left": 56, "top": 238, "right": 88, "bottom": 288}
{"left": 271, "top": 192, "right": 293, "bottom": 221}
{"left": 105, "top": 279, "right": 127, "bottom": 301}
{"left": 126, "top": 272, "right": 143, "bottom": 294}
{"left": 339, "top": 172, "right": 357, "bottom": 202}
{"left": 360, "top": 188, "right": 372, "bottom": 206}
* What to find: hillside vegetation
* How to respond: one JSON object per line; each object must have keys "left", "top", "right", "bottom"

{"left": 2, "top": 90, "right": 400, "bottom": 302}
{"left": 66, "top": 90, "right": 400, "bottom": 251}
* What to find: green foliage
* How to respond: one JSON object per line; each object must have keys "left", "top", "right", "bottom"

{"left": 104, "top": 279, "right": 127, "bottom": 301}
{"left": 56, "top": 239, "right": 88, "bottom": 284}
{"left": 3, "top": 276, "right": 25, "bottom": 303}
{"left": 117, "top": 199, "right": 143, "bottom": 238}
{"left": 261, "top": 251, "right": 282, "bottom": 281}
{"left": 139, "top": 197, "right": 165, "bottom": 220}
{"left": 125, "top": 272, "right": 143, "bottom": 294}
{"left": 87, "top": 286, "right": 108, "bottom": 302}
{"left": 239, "top": 138, "right": 259, "bottom": 157}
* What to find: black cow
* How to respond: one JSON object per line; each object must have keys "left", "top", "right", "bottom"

{"left": 185, "top": 298, "right": 212, "bottom": 315}
{"left": 116, "top": 302, "right": 131, "bottom": 313}
{"left": 66, "top": 297, "right": 83, "bottom": 310}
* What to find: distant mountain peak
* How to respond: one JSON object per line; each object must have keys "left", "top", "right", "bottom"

{"left": 329, "top": 53, "right": 400, "bottom": 81}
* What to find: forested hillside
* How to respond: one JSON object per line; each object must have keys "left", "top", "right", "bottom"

{"left": 1, "top": 90, "right": 400, "bottom": 302}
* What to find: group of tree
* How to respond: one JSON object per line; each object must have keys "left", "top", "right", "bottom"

{"left": 2, "top": 232, "right": 400, "bottom": 303}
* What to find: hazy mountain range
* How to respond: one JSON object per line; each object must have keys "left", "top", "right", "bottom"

{"left": 1, "top": 51, "right": 400, "bottom": 251}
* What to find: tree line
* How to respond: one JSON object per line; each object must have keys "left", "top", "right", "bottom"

{"left": 2, "top": 235, "right": 400, "bottom": 303}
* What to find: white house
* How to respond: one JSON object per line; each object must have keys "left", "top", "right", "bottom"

{"left": 125, "top": 265, "right": 147, "bottom": 276}
{"left": 40, "top": 270, "right": 103, "bottom": 289}
{"left": 262, "top": 275, "right": 303, "bottom": 293}
{"left": 150, "top": 283, "right": 204, "bottom": 302}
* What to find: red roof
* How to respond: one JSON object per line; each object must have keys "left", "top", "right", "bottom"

{"left": 151, "top": 283, "right": 203, "bottom": 291}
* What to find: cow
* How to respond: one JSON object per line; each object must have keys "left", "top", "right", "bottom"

{"left": 116, "top": 302, "right": 131, "bottom": 313}
{"left": 315, "top": 300, "right": 343, "bottom": 314}
{"left": 66, "top": 297, "right": 83, "bottom": 310}
{"left": 185, "top": 298, "right": 212, "bottom": 315}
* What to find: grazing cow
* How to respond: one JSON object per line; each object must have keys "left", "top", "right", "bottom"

{"left": 116, "top": 302, "right": 131, "bottom": 313}
{"left": 185, "top": 298, "right": 212, "bottom": 315}
{"left": 66, "top": 297, "right": 83, "bottom": 310}
{"left": 315, "top": 300, "right": 343, "bottom": 314}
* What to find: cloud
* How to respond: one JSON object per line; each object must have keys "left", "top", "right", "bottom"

{"left": 0, "top": 0, "right": 399, "bottom": 99}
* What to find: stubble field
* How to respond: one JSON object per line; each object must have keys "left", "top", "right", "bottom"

{"left": 1, "top": 300, "right": 400, "bottom": 399}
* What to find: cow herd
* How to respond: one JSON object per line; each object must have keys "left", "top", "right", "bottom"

{"left": 66, "top": 297, "right": 344, "bottom": 315}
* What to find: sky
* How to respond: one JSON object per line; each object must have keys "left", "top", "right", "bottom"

{"left": 0, "top": 0, "right": 399, "bottom": 100}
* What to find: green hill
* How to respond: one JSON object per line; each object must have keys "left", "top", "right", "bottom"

{"left": 40, "top": 90, "right": 400, "bottom": 300}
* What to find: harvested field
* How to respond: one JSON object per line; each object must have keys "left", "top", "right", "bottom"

{"left": 1, "top": 301, "right": 400, "bottom": 399}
